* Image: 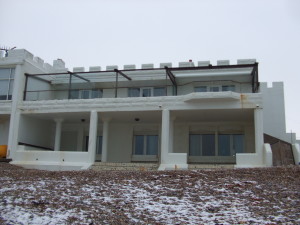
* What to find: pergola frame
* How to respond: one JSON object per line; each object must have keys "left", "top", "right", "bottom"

{"left": 24, "top": 63, "right": 259, "bottom": 100}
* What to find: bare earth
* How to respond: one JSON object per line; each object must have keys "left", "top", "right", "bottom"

{"left": 0, "top": 163, "right": 299, "bottom": 225}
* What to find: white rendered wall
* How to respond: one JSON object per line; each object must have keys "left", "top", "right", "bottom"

{"left": 260, "top": 82, "right": 288, "bottom": 141}
{"left": 18, "top": 115, "right": 54, "bottom": 149}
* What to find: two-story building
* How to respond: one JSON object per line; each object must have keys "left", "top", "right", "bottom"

{"left": 0, "top": 49, "right": 299, "bottom": 170}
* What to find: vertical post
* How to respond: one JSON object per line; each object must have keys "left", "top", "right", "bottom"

{"left": 88, "top": 111, "right": 98, "bottom": 163}
{"left": 54, "top": 118, "right": 64, "bottom": 151}
{"left": 254, "top": 108, "right": 264, "bottom": 164}
{"left": 115, "top": 71, "right": 118, "bottom": 98}
{"left": 68, "top": 72, "right": 72, "bottom": 99}
{"left": 160, "top": 109, "right": 170, "bottom": 164}
{"left": 101, "top": 118, "right": 110, "bottom": 162}
{"left": 23, "top": 74, "right": 28, "bottom": 101}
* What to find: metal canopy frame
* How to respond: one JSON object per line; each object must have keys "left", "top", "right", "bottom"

{"left": 24, "top": 63, "right": 258, "bottom": 100}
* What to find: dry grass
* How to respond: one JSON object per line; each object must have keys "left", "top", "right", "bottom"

{"left": 0, "top": 163, "right": 299, "bottom": 224}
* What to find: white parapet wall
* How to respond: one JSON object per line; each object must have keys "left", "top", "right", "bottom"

{"left": 263, "top": 143, "right": 273, "bottom": 167}
{"left": 292, "top": 144, "right": 300, "bottom": 165}
{"left": 11, "top": 146, "right": 93, "bottom": 171}
{"left": 158, "top": 153, "right": 188, "bottom": 170}
{"left": 235, "top": 144, "right": 273, "bottom": 168}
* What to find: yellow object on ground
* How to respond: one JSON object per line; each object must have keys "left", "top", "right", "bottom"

{"left": 0, "top": 145, "right": 7, "bottom": 158}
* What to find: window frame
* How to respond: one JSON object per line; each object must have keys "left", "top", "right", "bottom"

{"left": 128, "top": 87, "right": 166, "bottom": 97}
{"left": 0, "top": 68, "right": 15, "bottom": 101}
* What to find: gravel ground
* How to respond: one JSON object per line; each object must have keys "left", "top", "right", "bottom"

{"left": 0, "top": 163, "right": 299, "bottom": 225}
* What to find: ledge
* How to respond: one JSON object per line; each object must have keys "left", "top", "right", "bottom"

{"left": 184, "top": 92, "right": 241, "bottom": 103}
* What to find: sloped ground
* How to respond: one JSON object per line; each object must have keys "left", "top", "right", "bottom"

{"left": 0, "top": 163, "right": 299, "bottom": 225}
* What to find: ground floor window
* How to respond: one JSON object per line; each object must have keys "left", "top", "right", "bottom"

{"left": 84, "top": 136, "right": 102, "bottom": 154}
{"left": 189, "top": 134, "right": 244, "bottom": 156}
{"left": 134, "top": 135, "right": 158, "bottom": 155}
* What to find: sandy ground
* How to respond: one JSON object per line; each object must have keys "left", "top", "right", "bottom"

{"left": 0, "top": 163, "right": 299, "bottom": 225}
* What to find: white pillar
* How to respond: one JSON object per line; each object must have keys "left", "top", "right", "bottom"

{"left": 254, "top": 108, "right": 264, "bottom": 164}
{"left": 88, "top": 111, "right": 98, "bottom": 163}
{"left": 160, "top": 109, "right": 170, "bottom": 164}
{"left": 7, "top": 65, "right": 24, "bottom": 159}
{"left": 54, "top": 118, "right": 63, "bottom": 151}
{"left": 169, "top": 116, "right": 176, "bottom": 153}
{"left": 101, "top": 118, "right": 110, "bottom": 162}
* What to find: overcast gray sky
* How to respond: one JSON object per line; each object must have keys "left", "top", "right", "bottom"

{"left": 1, "top": 0, "right": 300, "bottom": 138}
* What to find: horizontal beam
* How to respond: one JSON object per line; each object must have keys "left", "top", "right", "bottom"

{"left": 26, "top": 63, "right": 257, "bottom": 76}
{"left": 114, "top": 69, "right": 132, "bottom": 81}
{"left": 68, "top": 71, "right": 90, "bottom": 82}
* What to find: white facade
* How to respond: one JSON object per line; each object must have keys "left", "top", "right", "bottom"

{"left": 0, "top": 49, "right": 299, "bottom": 170}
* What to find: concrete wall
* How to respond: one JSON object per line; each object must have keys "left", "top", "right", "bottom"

{"left": 260, "top": 82, "right": 291, "bottom": 142}
{"left": 18, "top": 115, "right": 54, "bottom": 149}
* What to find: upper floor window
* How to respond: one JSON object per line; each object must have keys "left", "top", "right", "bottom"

{"left": 0, "top": 68, "right": 15, "bottom": 100}
{"left": 128, "top": 87, "right": 166, "bottom": 97}
{"left": 70, "top": 89, "right": 103, "bottom": 99}
{"left": 222, "top": 85, "right": 235, "bottom": 92}
{"left": 195, "top": 86, "right": 207, "bottom": 92}
{"left": 194, "top": 85, "right": 235, "bottom": 93}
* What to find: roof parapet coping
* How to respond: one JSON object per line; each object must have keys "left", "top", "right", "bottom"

{"left": 141, "top": 63, "right": 154, "bottom": 69}
{"left": 217, "top": 60, "right": 230, "bottom": 66}
{"left": 237, "top": 59, "right": 256, "bottom": 64}
{"left": 198, "top": 61, "right": 210, "bottom": 67}
{"left": 73, "top": 67, "right": 85, "bottom": 72}
{"left": 124, "top": 64, "right": 136, "bottom": 70}
{"left": 179, "top": 61, "right": 195, "bottom": 67}
{"left": 160, "top": 62, "right": 172, "bottom": 68}
{"left": 53, "top": 59, "right": 66, "bottom": 69}
{"left": 89, "top": 66, "right": 101, "bottom": 71}
{"left": 8, "top": 49, "right": 34, "bottom": 61}
{"left": 106, "top": 65, "right": 118, "bottom": 71}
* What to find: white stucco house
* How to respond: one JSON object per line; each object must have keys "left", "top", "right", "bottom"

{"left": 0, "top": 49, "right": 299, "bottom": 170}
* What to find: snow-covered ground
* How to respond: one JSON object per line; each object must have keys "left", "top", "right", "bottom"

{"left": 0, "top": 164, "right": 299, "bottom": 224}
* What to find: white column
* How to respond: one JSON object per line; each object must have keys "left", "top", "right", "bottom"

{"left": 54, "top": 118, "right": 64, "bottom": 151}
{"left": 7, "top": 64, "right": 24, "bottom": 159}
{"left": 169, "top": 116, "right": 176, "bottom": 153}
{"left": 88, "top": 111, "right": 98, "bottom": 163}
{"left": 254, "top": 108, "right": 264, "bottom": 164}
{"left": 101, "top": 118, "right": 110, "bottom": 162}
{"left": 160, "top": 109, "right": 170, "bottom": 164}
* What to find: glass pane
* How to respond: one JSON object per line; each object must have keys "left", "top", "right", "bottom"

{"left": 0, "top": 68, "right": 10, "bottom": 79}
{"left": 84, "top": 136, "right": 89, "bottom": 152}
{"left": 202, "top": 134, "right": 215, "bottom": 156}
{"left": 153, "top": 87, "right": 166, "bottom": 96}
{"left": 142, "top": 88, "right": 151, "bottom": 97}
{"left": 134, "top": 135, "right": 144, "bottom": 155}
{"left": 91, "top": 89, "right": 102, "bottom": 98}
{"left": 0, "top": 80, "right": 8, "bottom": 99}
{"left": 222, "top": 85, "right": 235, "bottom": 92}
{"left": 129, "top": 88, "right": 140, "bottom": 97}
{"left": 195, "top": 86, "right": 207, "bottom": 92}
{"left": 233, "top": 134, "right": 244, "bottom": 153}
{"left": 218, "top": 134, "right": 231, "bottom": 156}
{"left": 189, "top": 134, "right": 201, "bottom": 156}
{"left": 96, "top": 136, "right": 103, "bottom": 154}
{"left": 81, "top": 90, "right": 90, "bottom": 99}
{"left": 70, "top": 90, "right": 79, "bottom": 99}
{"left": 210, "top": 86, "right": 219, "bottom": 92}
{"left": 146, "top": 135, "right": 158, "bottom": 155}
